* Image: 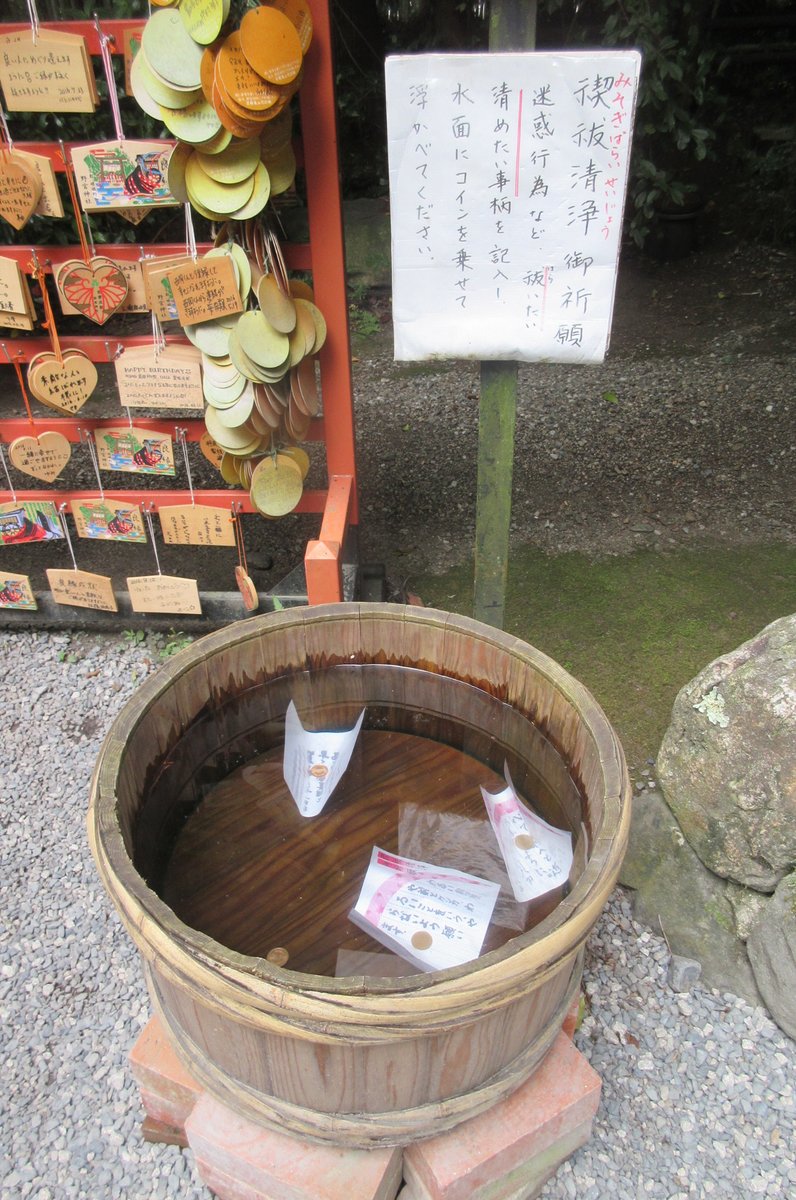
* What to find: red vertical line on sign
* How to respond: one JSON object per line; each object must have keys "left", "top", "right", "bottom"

{"left": 541, "top": 265, "right": 550, "bottom": 330}
{"left": 514, "top": 89, "right": 523, "bottom": 197}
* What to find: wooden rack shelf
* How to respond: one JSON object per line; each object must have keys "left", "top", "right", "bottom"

{"left": 0, "top": 2, "right": 357, "bottom": 607}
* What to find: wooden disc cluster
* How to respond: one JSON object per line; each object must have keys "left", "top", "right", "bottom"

{"left": 134, "top": 1, "right": 311, "bottom": 221}
{"left": 184, "top": 231, "right": 322, "bottom": 517}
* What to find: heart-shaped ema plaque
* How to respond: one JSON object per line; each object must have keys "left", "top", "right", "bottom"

{"left": 0, "top": 154, "right": 42, "bottom": 230}
{"left": 56, "top": 257, "right": 129, "bottom": 325}
{"left": 8, "top": 431, "right": 72, "bottom": 483}
{"left": 27, "top": 350, "right": 98, "bottom": 415}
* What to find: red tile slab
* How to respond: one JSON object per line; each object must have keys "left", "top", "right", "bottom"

{"left": 403, "top": 1033, "right": 600, "bottom": 1200}
{"left": 186, "top": 1094, "right": 403, "bottom": 1200}
{"left": 129, "top": 1016, "right": 203, "bottom": 1133}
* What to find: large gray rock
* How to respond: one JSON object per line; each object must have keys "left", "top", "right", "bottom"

{"left": 747, "top": 871, "right": 796, "bottom": 1039}
{"left": 657, "top": 614, "right": 796, "bottom": 892}
{"left": 620, "top": 790, "right": 762, "bottom": 1005}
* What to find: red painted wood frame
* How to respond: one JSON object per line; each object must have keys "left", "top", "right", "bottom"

{"left": 0, "top": 3, "right": 357, "bottom": 605}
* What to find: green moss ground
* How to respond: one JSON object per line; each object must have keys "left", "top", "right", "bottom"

{"left": 414, "top": 542, "right": 795, "bottom": 767}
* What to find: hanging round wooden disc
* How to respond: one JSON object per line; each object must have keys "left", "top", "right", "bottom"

{"left": 196, "top": 138, "right": 261, "bottom": 184}
{"left": 180, "top": 0, "right": 229, "bottom": 46}
{"left": 142, "top": 9, "right": 204, "bottom": 90}
{"left": 239, "top": 6, "right": 303, "bottom": 86}
{"left": 249, "top": 454, "right": 303, "bottom": 517}
{"left": 217, "top": 33, "right": 281, "bottom": 113}
{"left": 228, "top": 164, "right": 271, "bottom": 220}
{"left": 270, "top": 0, "right": 313, "bottom": 55}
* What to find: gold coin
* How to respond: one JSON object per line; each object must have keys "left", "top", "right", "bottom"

{"left": 411, "top": 931, "right": 433, "bottom": 951}
{"left": 266, "top": 946, "right": 289, "bottom": 967}
{"left": 514, "top": 833, "right": 535, "bottom": 851}
{"left": 141, "top": 9, "right": 204, "bottom": 90}
{"left": 239, "top": 6, "right": 303, "bottom": 86}
{"left": 249, "top": 454, "right": 303, "bottom": 517}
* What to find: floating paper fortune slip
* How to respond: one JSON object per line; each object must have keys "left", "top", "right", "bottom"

{"left": 481, "top": 765, "right": 573, "bottom": 903}
{"left": 385, "top": 51, "right": 640, "bottom": 363}
{"left": 350, "top": 848, "right": 500, "bottom": 973}
{"left": 282, "top": 701, "right": 365, "bottom": 818}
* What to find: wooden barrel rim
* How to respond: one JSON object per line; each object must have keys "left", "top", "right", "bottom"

{"left": 89, "top": 603, "right": 630, "bottom": 1038}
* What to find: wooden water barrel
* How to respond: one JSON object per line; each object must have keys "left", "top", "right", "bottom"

{"left": 89, "top": 603, "right": 630, "bottom": 1148}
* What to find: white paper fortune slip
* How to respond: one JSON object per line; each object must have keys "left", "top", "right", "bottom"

{"left": 481, "top": 765, "right": 573, "bottom": 903}
{"left": 282, "top": 700, "right": 365, "bottom": 818}
{"left": 350, "top": 848, "right": 500, "bottom": 972}
{"left": 385, "top": 51, "right": 641, "bottom": 363}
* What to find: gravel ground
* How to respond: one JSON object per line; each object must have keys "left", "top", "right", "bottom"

{"left": 1, "top": 627, "right": 794, "bottom": 1199}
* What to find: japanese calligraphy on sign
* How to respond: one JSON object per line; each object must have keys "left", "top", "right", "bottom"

{"left": 385, "top": 51, "right": 641, "bottom": 363}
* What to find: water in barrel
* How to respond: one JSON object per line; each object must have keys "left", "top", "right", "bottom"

{"left": 154, "top": 664, "right": 587, "bottom": 977}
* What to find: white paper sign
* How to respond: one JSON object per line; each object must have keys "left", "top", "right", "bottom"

{"left": 386, "top": 51, "right": 641, "bottom": 363}
{"left": 481, "top": 765, "right": 573, "bottom": 902}
{"left": 350, "top": 847, "right": 500, "bottom": 972}
{"left": 282, "top": 700, "right": 365, "bottom": 818}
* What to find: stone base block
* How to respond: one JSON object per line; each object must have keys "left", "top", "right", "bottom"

{"left": 186, "top": 1094, "right": 403, "bottom": 1200}
{"left": 129, "top": 1004, "right": 595, "bottom": 1200}
{"left": 402, "top": 1033, "right": 600, "bottom": 1200}
{"left": 129, "top": 1016, "right": 203, "bottom": 1133}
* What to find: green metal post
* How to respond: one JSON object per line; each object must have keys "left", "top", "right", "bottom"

{"left": 473, "top": 1, "right": 537, "bottom": 628}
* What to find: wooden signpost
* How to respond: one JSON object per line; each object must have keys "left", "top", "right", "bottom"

{"left": 386, "top": 0, "right": 639, "bottom": 627}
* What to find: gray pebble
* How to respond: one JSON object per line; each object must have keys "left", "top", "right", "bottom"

{"left": 668, "top": 954, "right": 703, "bottom": 992}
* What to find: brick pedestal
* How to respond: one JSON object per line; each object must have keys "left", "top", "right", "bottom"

{"left": 128, "top": 997, "right": 597, "bottom": 1200}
